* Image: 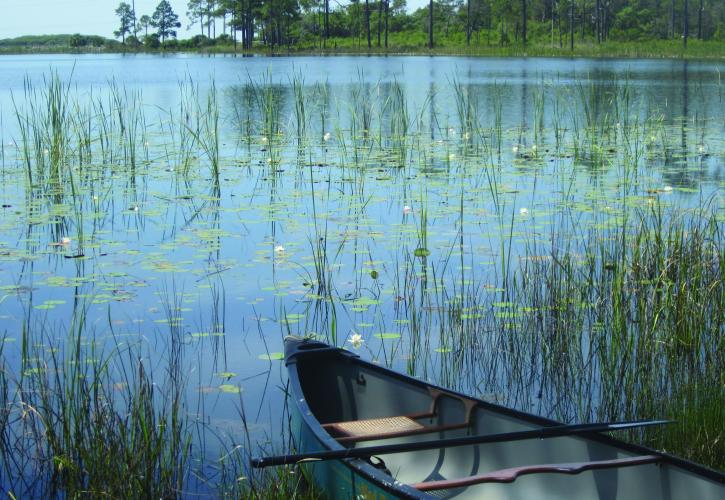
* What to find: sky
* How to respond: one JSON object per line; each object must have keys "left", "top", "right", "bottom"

{"left": 0, "top": 0, "right": 428, "bottom": 40}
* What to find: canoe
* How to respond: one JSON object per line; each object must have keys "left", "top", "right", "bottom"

{"left": 274, "top": 336, "right": 725, "bottom": 499}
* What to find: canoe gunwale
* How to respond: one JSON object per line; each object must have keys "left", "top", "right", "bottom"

{"left": 284, "top": 337, "right": 725, "bottom": 498}
{"left": 286, "top": 338, "right": 428, "bottom": 499}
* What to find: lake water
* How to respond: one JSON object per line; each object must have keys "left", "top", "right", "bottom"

{"left": 0, "top": 54, "right": 722, "bottom": 493}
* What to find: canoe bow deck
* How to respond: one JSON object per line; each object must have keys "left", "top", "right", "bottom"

{"left": 281, "top": 337, "right": 725, "bottom": 499}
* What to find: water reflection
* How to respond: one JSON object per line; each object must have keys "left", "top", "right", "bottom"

{"left": 0, "top": 55, "right": 722, "bottom": 493}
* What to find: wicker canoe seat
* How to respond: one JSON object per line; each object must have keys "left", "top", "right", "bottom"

{"left": 322, "top": 389, "right": 478, "bottom": 444}
{"left": 325, "top": 416, "right": 425, "bottom": 439}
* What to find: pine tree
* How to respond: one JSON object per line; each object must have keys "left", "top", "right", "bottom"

{"left": 151, "top": 0, "right": 182, "bottom": 43}
{"left": 114, "top": 2, "right": 136, "bottom": 44}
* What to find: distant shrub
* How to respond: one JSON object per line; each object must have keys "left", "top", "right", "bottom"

{"left": 125, "top": 35, "right": 141, "bottom": 47}
{"left": 189, "top": 34, "right": 213, "bottom": 48}
{"left": 611, "top": 7, "right": 655, "bottom": 41}
{"left": 216, "top": 34, "right": 232, "bottom": 45}
{"left": 715, "top": 24, "right": 725, "bottom": 41}
{"left": 69, "top": 34, "right": 86, "bottom": 47}
{"left": 143, "top": 34, "right": 160, "bottom": 49}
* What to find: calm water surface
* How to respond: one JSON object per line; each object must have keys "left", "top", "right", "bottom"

{"left": 0, "top": 54, "right": 722, "bottom": 492}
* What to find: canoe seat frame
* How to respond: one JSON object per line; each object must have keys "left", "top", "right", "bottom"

{"left": 412, "top": 454, "right": 662, "bottom": 491}
{"left": 323, "top": 388, "right": 478, "bottom": 444}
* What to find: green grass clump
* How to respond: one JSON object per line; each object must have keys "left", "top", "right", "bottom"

{"left": 0, "top": 308, "right": 190, "bottom": 497}
{"left": 646, "top": 382, "right": 725, "bottom": 470}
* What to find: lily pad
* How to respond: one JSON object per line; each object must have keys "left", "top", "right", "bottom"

{"left": 414, "top": 248, "right": 431, "bottom": 257}
{"left": 258, "top": 352, "right": 284, "bottom": 361}
{"left": 219, "top": 384, "right": 241, "bottom": 394}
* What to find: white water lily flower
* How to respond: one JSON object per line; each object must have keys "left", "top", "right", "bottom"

{"left": 512, "top": 145, "right": 519, "bottom": 153}
{"left": 323, "top": 132, "right": 331, "bottom": 141}
{"left": 448, "top": 153, "right": 456, "bottom": 161}
{"left": 274, "top": 245, "right": 285, "bottom": 253}
{"left": 403, "top": 205, "right": 412, "bottom": 215}
{"left": 663, "top": 186, "right": 673, "bottom": 192}
{"left": 261, "top": 136, "right": 268, "bottom": 144}
{"left": 60, "top": 237, "right": 71, "bottom": 245}
{"left": 348, "top": 332, "right": 364, "bottom": 349}
{"left": 519, "top": 207, "right": 529, "bottom": 215}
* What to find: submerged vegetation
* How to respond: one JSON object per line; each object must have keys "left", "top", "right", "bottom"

{"left": 0, "top": 63, "right": 722, "bottom": 496}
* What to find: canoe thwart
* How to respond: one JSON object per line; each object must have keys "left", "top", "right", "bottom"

{"left": 412, "top": 454, "right": 662, "bottom": 491}
{"left": 426, "top": 387, "right": 479, "bottom": 425}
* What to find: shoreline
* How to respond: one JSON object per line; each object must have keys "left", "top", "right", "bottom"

{"left": 1, "top": 41, "right": 724, "bottom": 61}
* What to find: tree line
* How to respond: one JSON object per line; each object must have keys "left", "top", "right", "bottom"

{"left": 115, "top": 0, "right": 725, "bottom": 50}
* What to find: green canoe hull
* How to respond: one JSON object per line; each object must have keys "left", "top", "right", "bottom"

{"left": 284, "top": 337, "right": 725, "bottom": 499}
{"left": 291, "top": 399, "right": 404, "bottom": 499}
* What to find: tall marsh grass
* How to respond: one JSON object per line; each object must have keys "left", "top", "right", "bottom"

{"left": 0, "top": 304, "right": 191, "bottom": 497}
{"left": 0, "top": 68, "right": 722, "bottom": 498}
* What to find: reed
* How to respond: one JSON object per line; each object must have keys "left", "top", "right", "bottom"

{"left": 0, "top": 301, "right": 191, "bottom": 497}
{"left": 109, "top": 81, "right": 146, "bottom": 185}
{"left": 451, "top": 77, "right": 475, "bottom": 139}
{"left": 249, "top": 70, "right": 283, "bottom": 166}
{"left": 184, "top": 80, "right": 221, "bottom": 180}
{"left": 291, "top": 73, "right": 308, "bottom": 148}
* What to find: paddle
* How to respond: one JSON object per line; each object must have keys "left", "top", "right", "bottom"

{"left": 251, "top": 419, "right": 671, "bottom": 468}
